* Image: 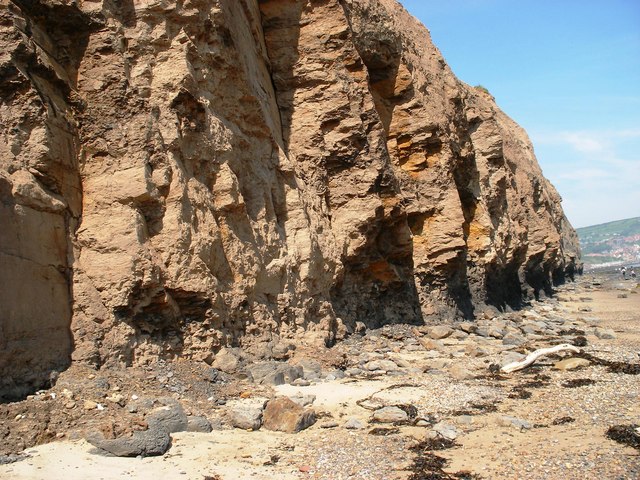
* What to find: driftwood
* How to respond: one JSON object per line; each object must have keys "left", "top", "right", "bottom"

{"left": 501, "top": 344, "right": 581, "bottom": 373}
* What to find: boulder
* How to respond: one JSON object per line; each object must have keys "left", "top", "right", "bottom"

{"left": 229, "top": 403, "right": 264, "bottom": 431}
{"left": 262, "top": 397, "right": 316, "bottom": 433}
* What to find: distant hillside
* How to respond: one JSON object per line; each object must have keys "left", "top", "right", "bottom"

{"left": 577, "top": 217, "right": 640, "bottom": 268}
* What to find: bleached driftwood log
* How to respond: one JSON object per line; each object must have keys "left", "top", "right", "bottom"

{"left": 501, "top": 344, "right": 581, "bottom": 373}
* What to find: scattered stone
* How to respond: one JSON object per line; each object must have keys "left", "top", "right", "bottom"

{"left": 363, "top": 359, "right": 398, "bottom": 372}
{"left": 502, "top": 332, "right": 526, "bottom": 346}
{"left": 372, "top": 406, "right": 408, "bottom": 424}
{"left": 212, "top": 348, "right": 240, "bottom": 374}
{"left": 498, "top": 415, "right": 532, "bottom": 430}
{"left": 464, "top": 344, "right": 488, "bottom": 358}
{"left": 433, "top": 422, "right": 458, "bottom": 440}
{"left": 262, "top": 397, "right": 316, "bottom": 433}
{"left": 0, "top": 454, "right": 29, "bottom": 465}
{"left": 229, "top": 403, "right": 264, "bottom": 431}
{"left": 427, "top": 326, "right": 453, "bottom": 340}
{"left": 458, "top": 322, "right": 477, "bottom": 334}
{"left": 500, "top": 352, "right": 526, "bottom": 368}
{"left": 83, "top": 400, "right": 98, "bottom": 410}
{"left": 289, "top": 394, "right": 316, "bottom": 408}
{"left": 488, "top": 327, "right": 505, "bottom": 339}
{"left": 448, "top": 364, "right": 473, "bottom": 381}
{"left": 106, "top": 393, "right": 125, "bottom": 406}
{"left": 594, "top": 328, "right": 616, "bottom": 340}
{"left": 291, "top": 378, "right": 311, "bottom": 387}
{"left": 553, "top": 357, "right": 591, "bottom": 371}
{"left": 187, "top": 416, "right": 212, "bottom": 433}
{"left": 419, "top": 338, "right": 445, "bottom": 351}
{"left": 344, "top": 418, "right": 366, "bottom": 430}
{"left": 319, "top": 421, "right": 339, "bottom": 429}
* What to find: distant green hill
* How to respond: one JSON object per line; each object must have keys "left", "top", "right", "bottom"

{"left": 577, "top": 217, "right": 640, "bottom": 267}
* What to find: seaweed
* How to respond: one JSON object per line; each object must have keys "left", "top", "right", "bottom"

{"left": 561, "top": 378, "right": 597, "bottom": 388}
{"left": 552, "top": 416, "right": 575, "bottom": 425}
{"left": 577, "top": 353, "right": 640, "bottom": 375}
{"left": 369, "top": 427, "right": 400, "bottom": 436}
{"left": 605, "top": 425, "right": 640, "bottom": 450}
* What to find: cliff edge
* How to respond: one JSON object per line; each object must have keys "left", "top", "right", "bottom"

{"left": 0, "top": 0, "right": 580, "bottom": 398}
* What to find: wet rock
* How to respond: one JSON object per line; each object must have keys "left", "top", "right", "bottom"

{"left": 262, "top": 397, "right": 316, "bottom": 433}
{"left": 372, "top": 406, "right": 408, "bottom": 424}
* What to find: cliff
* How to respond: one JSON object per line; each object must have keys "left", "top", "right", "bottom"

{"left": 0, "top": 0, "right": 579, "bottom": 398}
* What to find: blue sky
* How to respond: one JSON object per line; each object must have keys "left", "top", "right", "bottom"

{"left": 398, "top": 0, "right": 640, "bottom": 228}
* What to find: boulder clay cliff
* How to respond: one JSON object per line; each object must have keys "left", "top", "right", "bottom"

{"left": 0, "top": 0, "right": 580, "bottom": 398}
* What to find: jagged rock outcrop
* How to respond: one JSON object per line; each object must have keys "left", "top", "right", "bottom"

{"left": 0, "top": 0, "right": 579, "bottom": 397}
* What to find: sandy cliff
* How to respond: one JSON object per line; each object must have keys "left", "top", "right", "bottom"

{"left": 0, "top": 0, "right": 579, "bottom": 398}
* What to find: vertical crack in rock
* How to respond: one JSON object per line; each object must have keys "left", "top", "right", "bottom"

{"left": 260, "top": 0, "right": 423, "bottom": 331}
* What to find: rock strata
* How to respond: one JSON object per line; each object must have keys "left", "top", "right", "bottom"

{"left": 0, "top": 0, "right": 579, "bottom": 397}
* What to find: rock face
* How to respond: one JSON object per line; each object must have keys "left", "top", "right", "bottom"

{"left": 0, "top": 0, "right": 580, "bottom": 397}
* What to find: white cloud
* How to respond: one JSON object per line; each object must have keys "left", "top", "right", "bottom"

{"left": 531, "top": 127, "right": 640, "bottom": 227}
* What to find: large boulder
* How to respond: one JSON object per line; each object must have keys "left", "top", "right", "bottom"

{"left": 262, "top": 397, "right": 316, "bottom": 433}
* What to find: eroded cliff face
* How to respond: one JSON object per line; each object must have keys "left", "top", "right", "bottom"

{"left": 0, "top": 0, "right": 579, "bottom": 397}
